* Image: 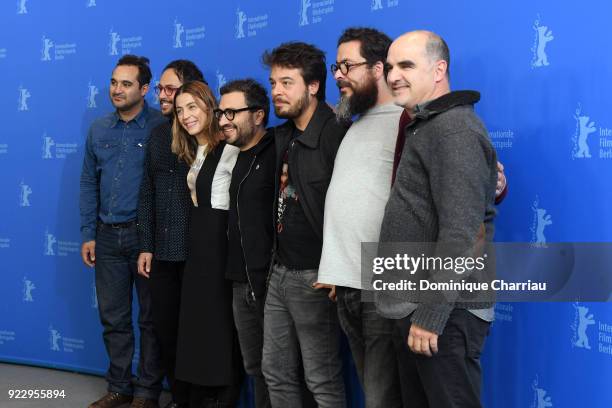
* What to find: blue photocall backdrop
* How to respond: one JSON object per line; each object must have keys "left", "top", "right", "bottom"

{"left": 0, "top": 0, "right": 610, "bottom": 407}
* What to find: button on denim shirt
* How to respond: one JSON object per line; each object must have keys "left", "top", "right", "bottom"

{"left": 79, "top": 102, "right": 165, "bottom": 242}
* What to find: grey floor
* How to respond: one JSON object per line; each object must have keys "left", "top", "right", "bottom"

{"left": 0, "top": 363, "right": 171, "bottom": 408}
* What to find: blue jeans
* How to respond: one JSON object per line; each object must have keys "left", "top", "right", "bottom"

{"left": 262, "top": 264, "right": 345, "bottom": 408}
{"left": 95, "top": 223, "right": 163, "bottom": 399}
{"left": 336, "top": 287, "right": 402, "bottom": 408}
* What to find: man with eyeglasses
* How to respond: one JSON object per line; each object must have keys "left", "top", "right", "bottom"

{"left": 136, "top": 60, "right": 206, "bottom": 408}
{"left": 317, "top": 27, "right": 404, "bottom": 408}
{"left": 80, "top": 55, "right": 166, "bottom": 408}
{"left": 215, "top": 79, "right": 275, "bottom": 408}
{"left": 317, "top": 28, "right": 508, "bottom": 408}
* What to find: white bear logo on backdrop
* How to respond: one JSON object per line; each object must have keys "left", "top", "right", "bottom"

{"left": 235, "top": 8, "right": 247, "bottom": 39}
{"left": 42, "top": 133, "right": 55, "bottom": 159}
{"left": 41, "top": 36, "right": 54, "bottom": 61}
{"left": 149, "top": 77, "right": 160, "bottom": 105}
{"left": 572, "top": 103, "right": 596, "bottom": 159}
{"left": 530, "top": 196, "right": 552, "bottom": 247}
{"left": 87, "top": 82, "right": 99, "bottom": 108}
{"left": 299, "top": 0, "right": 311, "bottom": 26}
{"left": 109, "top": 28, "right": 120, "bottom": 56}
{"left": 86, "top": 0, "right": 96, "bottom": 7}
{"left": 17, "top": 0, "right": 27, "bottom": 14}
{"left": 531, "top": 377, "right": 553, "bottom": 408}
{"left": 173, "top": 19, "right": 184, "bottom": 48}
{"left": 371, "top": 0, "right": 383, "bottom": 10}
{"left": 23, "top": 277, "right": 35, "bottom": 302}
{"left": 572, "top": 302, "right": 595, "bottom": 350}
{"left": 17, "top": 86, "right": 30, "bottom": 111}
{"left": 216, "top": 69, "right": 226, "bottom": 98}
{"left": 19, "top": 181, "right": 32, "bottom": 207}
{"left": 44, "top": 229, "right": 57, "bottom": 256}
{"left": 531, "top": 15, "right": 554, "bottom": 68}
{"left": 49, "top": 326, "right": 62, "bottom": 351}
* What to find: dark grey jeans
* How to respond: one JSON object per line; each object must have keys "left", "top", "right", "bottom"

{"left": 336, "top": 286, "right": 403, "bottom": 408}
{"left": 232, "top": 281, "right": 271, "bottom": 408}
{"left": 95, "top": 223, "right": 163, "bottom": 399}
{"left": 262, "top": 264, "right": 345, "bottom": 408}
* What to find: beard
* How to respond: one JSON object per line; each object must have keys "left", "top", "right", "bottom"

{"left": 224, "top": 117, "right": 256, "bottom": 149}
{"left": 274, "top": 89, "right": 309, "bottom": 119}
{"left": 335, "top": 74, "right": 378, "bottom": 123}
{"left": 113, "top": 94, "right": 142, "bottom": 112}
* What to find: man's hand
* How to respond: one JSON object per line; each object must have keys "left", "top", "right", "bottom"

{"left": 313, "top": 282, "right": 337, "bottom": 302}
{"left": 496, "top": 161, "right": 507, "bottom": 198}
{"left": 81, "top": 240, "right": 96, "bottom": 267}
{"left": 408, "top": 323, "right": 439, "bottom": 357}
{"left": 137, "top": 252, "right": 153, "bottom": 278}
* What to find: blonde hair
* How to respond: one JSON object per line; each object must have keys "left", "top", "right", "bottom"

{"left": 171, "top": 81, "right": 221, "bottom": 165}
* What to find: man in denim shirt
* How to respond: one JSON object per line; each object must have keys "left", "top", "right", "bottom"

{"left": 80, "top": 55, "right": 166, "bottom": 408}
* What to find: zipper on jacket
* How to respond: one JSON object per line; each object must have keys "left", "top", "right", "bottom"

{"left": 237, "top": 153, "right": 258, "bottom": 302}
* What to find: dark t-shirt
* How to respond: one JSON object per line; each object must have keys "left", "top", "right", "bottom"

{"left": 227, "top": 147, "right": 256, "bottom": 284}
{"left": 276, "top": 129, "right": 322, "bottom": 269}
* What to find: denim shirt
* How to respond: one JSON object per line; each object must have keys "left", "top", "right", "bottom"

{"left": 79, "top": 102, "right": 165, "bottom": 242}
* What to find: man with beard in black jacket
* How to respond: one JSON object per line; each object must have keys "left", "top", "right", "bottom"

{"left": 217, "top": 78, "right": 275, "bottom": 408}
{"left": 261, "top": 42, "right": 348, "bottom": 408}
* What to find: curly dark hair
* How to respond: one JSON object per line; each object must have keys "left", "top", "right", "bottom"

{"left": 337, "top": 27, "right": 392, "bottom": 67}
{"left": 163, "top": 59, "right": 207, "bottom": 84}
{"left": 262, "top": 41, "right": 326, "bottom": 101}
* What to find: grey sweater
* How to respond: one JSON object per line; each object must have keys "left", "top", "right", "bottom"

{"left": 376, "top": 91, "right": 497, "bottom": 335}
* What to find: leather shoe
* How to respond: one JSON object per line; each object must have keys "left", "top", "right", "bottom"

{"left": 88, "top": 392, "right": 132, "bottom": 408}
{"left": 130, "top": 397, "right": 159, "bottom": 408}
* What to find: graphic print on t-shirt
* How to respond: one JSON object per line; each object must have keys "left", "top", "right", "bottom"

{"left": 277, "top": 149, "right": 298, "bottom": 233}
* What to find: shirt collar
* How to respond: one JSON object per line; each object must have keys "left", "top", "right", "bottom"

{"left": 111, "top": 101, "right": 149, "bottom": 128}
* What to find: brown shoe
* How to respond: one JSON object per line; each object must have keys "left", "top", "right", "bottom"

{"left": 88, "top": 392, "right": 132, "bottom": 408}
{"left": 130, "top": 397, "right": 159, "bottom": 408}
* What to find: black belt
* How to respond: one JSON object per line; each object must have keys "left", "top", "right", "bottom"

{"left": 101, "top": 220, "right": 137, "bottom": 229}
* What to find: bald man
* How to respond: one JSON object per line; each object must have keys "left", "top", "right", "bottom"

{"left": 376, "top": 31, "right": 497, "bottom": 407}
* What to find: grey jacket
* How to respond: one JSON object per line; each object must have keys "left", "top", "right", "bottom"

{"left": 376, "top": 90, "right": 497, "bottom": 335}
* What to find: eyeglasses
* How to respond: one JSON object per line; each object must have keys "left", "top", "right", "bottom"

{"left": 213, "top": 106, "right": 261, "bottom": 121}
{"left": 330, "top": 61, "right": 369, "bottom": 75}
{"left": 154, "top": 84, "right": 179, "bottom": 95}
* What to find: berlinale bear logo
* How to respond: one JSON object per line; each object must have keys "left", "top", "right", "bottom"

{"left": 531, "top": 15, "right": 554, "bottom": 68}
{"left": 235, "top": 8, "right": 247, "bottom": 39}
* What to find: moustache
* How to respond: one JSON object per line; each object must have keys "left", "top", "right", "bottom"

{"left": 336, "top": 80, "right": 352, "bottom": 89}
{"left": 273, "top": 97, "right": 288, "bottom": 105}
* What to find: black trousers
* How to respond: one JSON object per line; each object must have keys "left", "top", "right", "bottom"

{"left": 149, "top": 259, "right": 189, "bottom": 404}
{"left": 393, "top": 309, "right": 491, "bottom": 408}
